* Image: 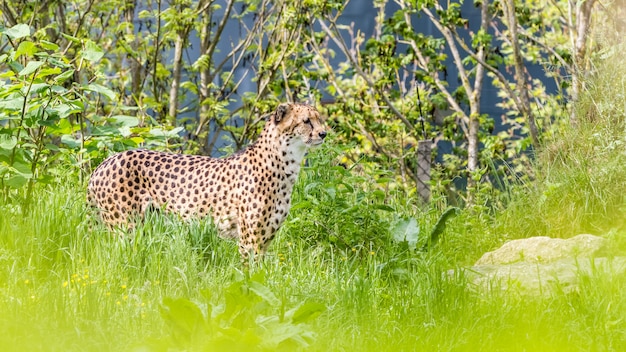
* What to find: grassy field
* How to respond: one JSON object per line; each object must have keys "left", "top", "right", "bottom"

{"left": 3, "top": 48, "right": 626, "bottom": 352}
{"left": 1, "top": 160, "right": 626, "bottom": 351}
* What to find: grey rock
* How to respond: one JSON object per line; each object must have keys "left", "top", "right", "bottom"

{"left": 460, "top": 257, "right": 626, "bottom": 295}
{"left": 475, "top": 234, "right": 606, "bottom": 265}
{"left": 459, "top": 235, "right": 619, "bottom": 295}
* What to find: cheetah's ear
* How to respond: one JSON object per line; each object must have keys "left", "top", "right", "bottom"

{"left": 274, "top": 103, "right": 292, "bottom": 124}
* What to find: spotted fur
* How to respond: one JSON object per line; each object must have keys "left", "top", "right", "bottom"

{"left": 88, "top": 103, "right": 328, "bottom": 259}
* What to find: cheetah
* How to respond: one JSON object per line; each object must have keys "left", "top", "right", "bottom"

{"left": 88, "top": 103, "right": 328, "bottom": 260}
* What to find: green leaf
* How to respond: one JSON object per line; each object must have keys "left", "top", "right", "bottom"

{"left": 3, "top": 161, "right": 33, "bottom": 189}
{"left": 248, "top": 281, "right": 281, "bottom": 307}
{"left": 290, "top": 301, "right": 326, "bottom": 324}
{"left": 138, "top": 10, "right": 152, "bottom": 19}
{"left": 118, "top": 126, "right": 132, "bottom": 138}
{"left": 289, "top": 200, "right": 312, "bottom": 212}
{"left": 91, "top": 125, "right": 119, "bottom": 136}
{"left": 55, "top": 101, "right": 84, "bottom": 118}
{"left": 60, "top": 33, "right": 80, "bottom": 43}
{"left": 37, "top": 67, "right": 61, "bottom": 79}
{"left": 60, "top": 134, "right": 81, "bottom": 148}
{"left": 4, "top": 24, "right": 31, "bottom": 40}
{"left": 54, "top": 69, "right": 75, "bottom": 84}
{"left": 39, "top": 40, "right": 59, "bottom": 51}
{"left": 373, "top": 204, "right": 395, "bottom": 212}
{"left": 392, "top": 217, "right": 420, "bottom": 248}
{"left": 111, "top": 115, "right": 140, "bottom": 127}
{"left": 18, "top": 61, "right": 44, "bottom": 76}
{"left": 4, "top": 173, "right": 28, "bottom": 188}
{"left": 0, "top": 98, "right": 23, "bottom": 110}
{"left": 82, "top": 40, "right": 104, "bottom": 62}
{"left": 423, "top": 207, "right": 460, "bottom": 250}
{"left": 0, "top": 135, "right": 17, "bottom": 150}
{"left": 28, "top": 83, "right": 50, "bottom": 94}
{"left": 86, "top": 83, "right": 117, "bottom": 101}
{"left": 160, "top": 297, "right": 205, "bottom": 342}
{"left": 15, "top": 41, "right": 37, "bottom": 59}
{"left": 149, "top": 126, "right": 184, "bottom": 138}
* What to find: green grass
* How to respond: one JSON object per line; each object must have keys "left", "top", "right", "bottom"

{"left": 1, "top": 177, "right": 626, "bottom": 351}
{"left": 3, "top": 45, "right": 626, "bottom": 351}
{"left": 496, "top": 50, "right": 626, "bottom": 243}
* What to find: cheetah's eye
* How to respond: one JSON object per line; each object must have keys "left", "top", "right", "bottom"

{"left": 303, "top": 118, "right": 310, "bottom": 124}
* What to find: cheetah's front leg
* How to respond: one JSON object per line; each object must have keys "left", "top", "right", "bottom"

{"left": 237, "top": 222, "right": 270, "bottom": 263}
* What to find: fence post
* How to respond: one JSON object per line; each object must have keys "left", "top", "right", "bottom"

{"left": 417, "top": 140, "right": 432, "bottom": 204}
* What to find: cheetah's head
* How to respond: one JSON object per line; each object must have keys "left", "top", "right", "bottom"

{"left": 272, "top": 103, "right": 328, "bottom": 148}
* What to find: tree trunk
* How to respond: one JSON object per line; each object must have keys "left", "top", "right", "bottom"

{"left": 168, "top": 30, "right": 186, "bottom": 124}
{"left": 124, "top": 0, "right": 141, "bottom": 113}
{"left": 505, "top": 0, "right": 540, "bottom": 147}
{"left": 466, "top": 0, "right": 489, "bottom": 204}
{"left": 569, "top": 0, "right": 597, "bottom": 124}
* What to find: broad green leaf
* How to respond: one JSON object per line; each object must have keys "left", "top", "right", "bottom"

{"left": 111, "top": 115, "right": 140, "bottom": 127}
{"left": 39, "top": 40, "right": 59, "bottom": 51}
{"left": 118, "top": 126, "right": 132, "bottom": 138}
{"left": 55, "top": 101, "right": 84, "bottom": 118}
{"left": 15, "top": 41, "right": 37, "bottom": 59}
{"left": 130, "top": 136, "right": 145, "bottom": 145}
{"left": 12, "top": 161, "right": 32, "bottom": 175}
{"left": 18, "top": 60, "right": 44, "bottom": 76}
{"left": 138, "top": 10, "right": 152, "bottom": 19}
{"left": 258, "top": 319, "right": 311, "bottom": 349}
{"left": 424, "top": 207, "right": 460, "bottom": 250}
{"left": 37, "top": 67, "right": 61, "bottom": 79}
{"left": 49, "top": 118, "right": 73, "bottom": 134}
{"left": 290, "top": 301, "right": 326, "bottom": 324}
{"left": 0, "top": 97, "right": 23, "bottom": 110}
{"left": 4, "top": 24, "right": 30, "bottom": 40}
{"left": 248, "top": 281, "right": 280, "bottom": 307}
{"left": 160, "top": 297, "right": 205, "bottom": 339}
{"left": 61, "top": 33, "right": 80, "bottom": 43}
{"left": 0, "top": 135, "right": 17, "bottom": 150}
{"left": 91, "top": 125, "right": 118, "bottom": 136}
{"left": 4, "top": 173, "right": 28, "bottom": 188}
{"left": 289, "top": 200, "right": 312, "bottom": 212}
{"left": 49, "top": 84, "right": 68, "bottom": 94}
{"left": 373, "top": 204, "right": 395, "bottom": 212}
{"left": 86, "top": 83, "right": 117, "bottom": 101}
{"left": 0, "top": 67, "right": 16, "bottom": 78}
{"left": 82, "top": 40, "right": 104, "bottom": 62}
{"left": 54, "top": 69, "right": 75, "bottom": 84}
{"left": 60, "top": 134, "right": 81, "bottom": 148}
{"left": 392, "top": 217, "right": 420, "bottom": 248}
{"left": 149, "top": 127, "right": 184, "bottom": 137}
{"left": 28, "top": 83, "right": 50, "bottom": 94}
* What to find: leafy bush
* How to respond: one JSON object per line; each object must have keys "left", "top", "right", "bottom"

{"left": 0, "top": 23, "right": 182, "bottom": 207}
{"left": 148, "top": 272, "right": 325, "bottom": 351}
{"left": 285, "top": 140, "right": 395, "bottom": 252}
